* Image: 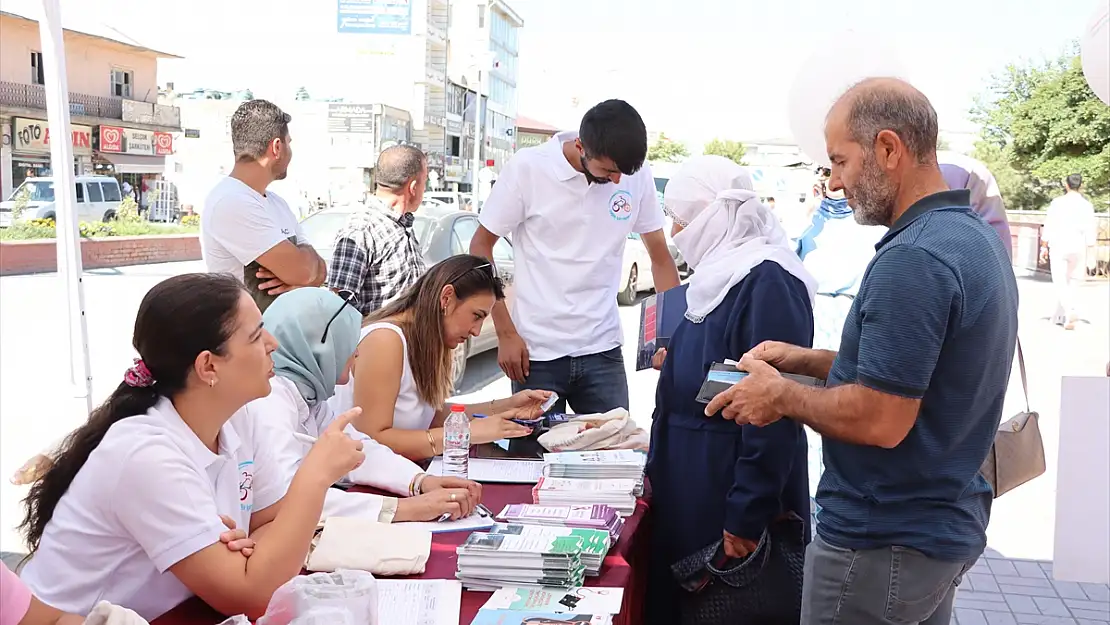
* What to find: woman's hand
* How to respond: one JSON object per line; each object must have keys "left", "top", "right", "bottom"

{"left": 301, "top": 408, "right": 366, "bottom": 486}
{"left": 394, "top": 488, "right": 477, "bottom": 522}
{"left": 421, "top": 475, "right": 482, "bottom": 504}
{"left": 471, "top": 413, "right": 533, "bottom": 445}
{"left": 652, "top": 348, "right": 667, "bottom": 370}
{"left": 502, "top": 389, "right": 553, "bottom": 415}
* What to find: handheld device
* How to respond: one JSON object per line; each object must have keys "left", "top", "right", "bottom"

{"left": 539, "top": 392, "right": 560, "bottom": 413}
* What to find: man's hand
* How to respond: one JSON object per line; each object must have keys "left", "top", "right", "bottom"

{"left": 497, "top": 332, "right": 531, "bottom": 382}
{"left": 745, "top": 341, "right": 808, "bottom": 375}
{"left": 219, "top": 515, "right": 255, "bottom": 558}
{"left": 704, "top": 354, "right": 786, "bottom": 426}
{"left": 255, "top": 267, "right": 297, "bottom": 295}
{"left": 652, "top": 348, "right": 667, "bottom": 371}
{"left": 722, "top": 530, "right": 759, "bottom": 559}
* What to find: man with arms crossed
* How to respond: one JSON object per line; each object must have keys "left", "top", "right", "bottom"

{"left": 201, "top": 100, "right": 325, "bottom": 312}
{"left": 706, "top": 79, "right": 1019, "bottom": 625}
{"left": 471, "top": 100, "right": 680, "bottom": 413}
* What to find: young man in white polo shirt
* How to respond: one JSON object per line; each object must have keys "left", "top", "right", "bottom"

{"left": 471, "top": 100, "right": 680, "bottom": 413}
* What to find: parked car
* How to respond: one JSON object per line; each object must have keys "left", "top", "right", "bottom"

{"left": 617, "top": 230, "right": 691, "bottom": 306}
{"left": 0, "top": 175, "right": 124, "bottom": 227}
{"left": 426, "top": 192, "right": 475, "bottom": 212}
{"left": 299, "top": 200, "right": 515, "bottom": 385}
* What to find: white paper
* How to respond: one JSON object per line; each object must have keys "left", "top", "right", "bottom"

{"left": 394, "top": 511, "right": 495, "bottom": 534}
{"left": 377, "top": 579, "right": 461, "bottom": 625}
{"left": 428, "top": 457, "right": 545, "bottom": 484}
{"left": 482, "top": 586, "right": 625, "bottom": 614}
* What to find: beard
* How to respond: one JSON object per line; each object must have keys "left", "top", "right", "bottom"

{"left": 580, "top": 156, "right": 610, "bottom": 185}
{"left": 849, "top": 153, "right": 897, "bottom": 227}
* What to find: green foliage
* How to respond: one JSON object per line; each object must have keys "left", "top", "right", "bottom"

{"left": 647, "top": 133, "right": 689, "bottom": 163}
{"left": 116, "top": 196, "right": 142, "bottom": 224}
{"left": 703, "top": 138, "right": 748, "bottom": 165}
{"left": 972, "top": 50, "right": 1110, "bottom": 211}
{"left": 295, "top": 86, "right": 311, "bottom": 101}
{"left": 0, "top": 217, "right": 197, "bottom": 241}
{"left": 181, "top": 213, "right": 200, "bottom": 227}
{"left": 10, "top": 185, "right": 31, "bottom": 221}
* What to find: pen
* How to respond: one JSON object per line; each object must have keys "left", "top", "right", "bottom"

{"left": 293, "top": 432, "right": 317, "bottom": 445}
{"left": 472, "top": 413, "right": 489, "bottom": 419}
{"left": 436, "top": 513, "right": 452, "bottom": 522}
{"left": 477, "top": 504, "right": 493, "bottom": 518}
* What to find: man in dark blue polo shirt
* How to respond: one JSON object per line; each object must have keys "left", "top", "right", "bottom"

{"left": 705, "top": 77, "right": 1019, "bottom": 625}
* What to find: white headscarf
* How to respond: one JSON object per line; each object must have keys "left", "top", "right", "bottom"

{"left": 665, "top": 155, "right": 817, "bottom": 323}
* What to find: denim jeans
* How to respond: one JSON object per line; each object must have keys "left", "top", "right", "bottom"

{"left": 801, "top": 534, "right": 978, "bottom": 625}
{"left": 512, "top": 346, "right": 630, "bottom": 414}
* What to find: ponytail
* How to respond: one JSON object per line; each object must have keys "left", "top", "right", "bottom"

{"left": 21, "top": 382, "right": 160, "bottom": 551}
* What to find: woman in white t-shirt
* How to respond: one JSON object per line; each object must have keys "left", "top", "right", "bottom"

{"left": 19, "top": 274, "right": 364, "bottom": 622}
{"left": 249, "top": 287, "right": 482, "bottom": 521}
{"left": 344, "top": 255, "right": 552, "bottom": 461}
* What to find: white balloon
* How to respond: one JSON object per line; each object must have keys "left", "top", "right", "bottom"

{"left": 787, "top": 32, "right": 910, "bottom": 167}
{"left": 1081, "top": 0, "right": 1110, "bottom": 105}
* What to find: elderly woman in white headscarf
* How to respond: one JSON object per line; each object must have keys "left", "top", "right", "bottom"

{"left": 645, "top": 156, "right": 817, "bottom": 625}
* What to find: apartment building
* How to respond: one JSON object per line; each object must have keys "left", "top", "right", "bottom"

{"left": 0, "top": 7, "right": 182, "bottom": 201}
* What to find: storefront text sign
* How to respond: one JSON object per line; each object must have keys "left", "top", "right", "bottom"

{"left": 99, "top": 126, "right": 173, "bottom": 156}
{"left": 13, "top": 118, "right": 92, "bottom": 155}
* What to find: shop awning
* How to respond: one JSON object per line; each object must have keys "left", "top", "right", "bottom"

{"left": 101, "top": 154, "right": 166, "bottom": 174}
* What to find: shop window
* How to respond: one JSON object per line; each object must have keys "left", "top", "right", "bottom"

{"left": 87, "top": 182, "right": 104, "bottom": 203}
{"left": 31, "top": 52, "right": 44, "bottom": 85}
{"left": 110, "top": 69, "right": 133, "bottom": 98}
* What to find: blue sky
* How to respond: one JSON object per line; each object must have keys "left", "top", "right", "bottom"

{"left": 47, "top": 0, "right": 1100, "bottom": 146}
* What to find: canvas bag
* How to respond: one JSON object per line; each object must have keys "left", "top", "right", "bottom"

{"left": 980, "top": 341, "right": 1045, "bottom": 498}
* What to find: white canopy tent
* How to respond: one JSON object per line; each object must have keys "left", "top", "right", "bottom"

{"left": 37, "top": 0, "right": 93, "bottom": 415}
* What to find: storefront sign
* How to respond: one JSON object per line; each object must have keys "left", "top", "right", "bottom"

{"left": 13, "top": 118, "right": 92, "bottom": 155}
{"left": 99, "top": 126, "right": 172, "bottom": 156}
{"left": 337, "top": 0, "right": 412, "bottom": 35}
{"left": 327, "top": 104, "right": 375, "bottom": 134}
{"left": 447, "top": 119, "right": 463, "bottom": 135}
{"left": 516, "top": 131, "right": 552, "bottom": 151}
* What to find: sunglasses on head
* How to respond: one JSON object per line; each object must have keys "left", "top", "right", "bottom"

{"left": 321, "top": 289, "right": 357, "bottom": 344}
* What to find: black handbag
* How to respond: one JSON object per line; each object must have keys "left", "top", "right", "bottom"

{"left": 671, "top": 513, "right": 808, "bottom": 625}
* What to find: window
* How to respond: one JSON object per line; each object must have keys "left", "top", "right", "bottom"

{"left": 74, "top": 183, "right": 85, "bottom": 203}
{"left": 448, "top": 84, "right": 466, "bottom": 116}
{"left": 477, "top": 4, "right": 485, "bottom": 28}
{"left": 450, "top": 135, "right": 461, "bottom": 157}
{"left": 31, "top": 52, "right": 44, "bottom": 85}
{"left": 451, "top": 217, "right": 479, "bottom": 255}
{"left": 87, "top": 182, "right": 104, "bottom": 202}
{"left": 102, "top": 182, "right": 122, "bottom": 202}
{"left": 110, "top": 69, "right": 133, "bottom": 98}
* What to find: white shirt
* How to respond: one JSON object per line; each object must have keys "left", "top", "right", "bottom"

{"left": 201, "top": 177, "right": 308, "bottom": 281}
{"left": 480, "top": 131, "right": 666, "bottom": 361}
{"left": 1044, "top": 192, "right": 1096, "bottom": 256}
{"left": 247, "top": 377, "right": 422, "bottom": 520}
{"left": 22, "top": 398, "right": 286, "bottom": 621}
{"left": 329, "top": 323, "right": 437, "bottom": 432}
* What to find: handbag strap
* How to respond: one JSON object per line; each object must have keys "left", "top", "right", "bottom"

{"left": 1017, "top": 338, "right": 1030, "bottom": 414}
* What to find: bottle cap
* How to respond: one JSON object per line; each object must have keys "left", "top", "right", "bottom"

{"left": 450, "top": 404, "right": 466, "bottom": 412}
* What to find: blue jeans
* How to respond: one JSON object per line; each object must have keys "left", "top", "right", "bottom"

{"left": 512, "top": 346, "right": 629, "bottom": 414}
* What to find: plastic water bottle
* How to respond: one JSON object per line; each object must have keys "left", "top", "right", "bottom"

{"left": 442, "top": 404, "right": 470, "bottom": 479}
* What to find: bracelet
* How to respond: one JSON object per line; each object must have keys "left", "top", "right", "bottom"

{"left": 408, "top": 473, "right": 420, "bottom": 497}
{"left": 426, "top": 430, "right": 438, "bottom": 456}
{"left": 488, "top": 399, "right": 496, "bottom": 414}
{"left": 413, "top": 472, "right": 428, "bottom": 495}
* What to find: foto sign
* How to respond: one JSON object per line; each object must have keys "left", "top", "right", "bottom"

{"left": 13, "top": 118, "right": 92, "bottom": 155}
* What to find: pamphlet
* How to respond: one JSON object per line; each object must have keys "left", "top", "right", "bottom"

{"left": 470, "top": 611, "right": 613, "bottom": 625}
{"left": 481, "top": 587, "right": 624, "bottom": 614}
{"left": 635, "top": 283, "right": 689, "bottom": 370}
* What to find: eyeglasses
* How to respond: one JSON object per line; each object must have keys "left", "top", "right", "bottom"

{"left": 446, "top": 262, "right": 492, "bottom": 286}
{"left": 321, "top": 289, "right": 357, "bottom": 344}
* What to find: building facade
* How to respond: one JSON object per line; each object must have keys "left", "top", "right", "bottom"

{"left": 514, "top": 115, "right": 559, "bottom": 152}
{"left": 0, "top": 9, "right": 181, "bottom": 202}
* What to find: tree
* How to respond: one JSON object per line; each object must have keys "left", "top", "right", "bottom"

{"left": 647, "top": 133, "right": 689, "bottom": 163}
{"left": 972, "top": 49, "right": 1110, "bottom": 211}
{"left": 703, "top": 138, "right": 747, "bottom": 165}
{"left": 295, "top": 86, "right": 311, "bottom": 101}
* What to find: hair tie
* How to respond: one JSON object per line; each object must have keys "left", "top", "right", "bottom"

{"left": 124, "top": 359, "right": 155, "bottom": 388}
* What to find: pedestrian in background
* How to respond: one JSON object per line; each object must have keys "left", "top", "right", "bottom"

{"left": 707, "top": 78, "right": 1019, "bottom": 625}
{"left": 200, "top": 100, "right": 325, "bottom": 313}
{"left": 470, "top": 99, "right": 680, "bottom": 415}
{"left": 1043, "top": 173, "right": 1096, "bottom": 329}
{"left": 329, "top": 145, "right": 428, "bottom": 316}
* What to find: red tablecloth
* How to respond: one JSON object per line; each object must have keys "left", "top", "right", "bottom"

{"left": 152, "top": 483, "right": 651, "bottom": 625}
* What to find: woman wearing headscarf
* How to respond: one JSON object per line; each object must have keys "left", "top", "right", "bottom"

{"left": 939, "top": 151, "right": 1012, "bottom": 258}
{"left": 646, "top": 156, "right": 817, "bottom": 625}
{"left": 246, "top": 287, "right": 482, "bottom": 523}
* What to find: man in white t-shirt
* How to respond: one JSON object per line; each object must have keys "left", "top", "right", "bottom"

{"left": 201, "top": 100, "right": 326, "bottom": 313}
{"left": 1043, "top": 173, "right": 1097, "bottom": 329}
{"left": 470, "top": 100, "right": 681, "bottom": 414}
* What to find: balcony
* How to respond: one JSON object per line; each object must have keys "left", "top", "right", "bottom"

{"left": 0, "top": 81, "right": 181, "bottom": 129}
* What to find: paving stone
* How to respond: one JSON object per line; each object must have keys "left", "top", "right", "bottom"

{"left": 1079, "top": 584, "right": 1110, "bottom": 603}
{"left": 1054, "top": 581, "right": 1092, "bottom": 600}
{"left": 1003, "top": 584, "right": 1066, "bottom": 599}
{"left": 1073, "top": 610, "right": 1110, "bottom": 621}
{"left": 1033, "top": 596, "right": 1073, "bottom": 617}
{"left": 1014, "top": 615, "right": 1078, "bottom": 624}
{"left": 1074, "top": 619, "right": 1110, "bottom": 625}
{"left": 984, "top": 611, "right": 1019, "bottom": 624}
{"left": 990, "top": 559, "right": 1023, "bottom": 577}
{"left": 1014, "top": 561, "right": 1050, "bottom": 579}
{"left": 998, "top": 575, "right": 1057, "bottom": 589}
{"left": 1005, "top": 594, "right": 1042, "bottom": 615}
{"left": 1064, "top": 599, "right": 1110, "bottom": 613}
{"left": 956, "top": 608, "right": 990, "bottom": 625}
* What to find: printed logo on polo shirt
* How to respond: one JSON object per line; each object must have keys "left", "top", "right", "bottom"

{"left": 238, "top": 460, "right": 254, "bottom": 512}
{"left": 608, "top": 190, "right": 633, "bottom": 221}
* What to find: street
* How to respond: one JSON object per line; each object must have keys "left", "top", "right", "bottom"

{"left": 1, "top": 261, "right": 1108, "bottom": 565}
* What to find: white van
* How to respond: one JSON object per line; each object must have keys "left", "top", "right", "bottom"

{"left": 0, "top": 175, "right": 123, "bottom": 227}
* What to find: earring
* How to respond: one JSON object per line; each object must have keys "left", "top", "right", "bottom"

{"left": 209, "top": 379, "right": 217, "bottom": 388}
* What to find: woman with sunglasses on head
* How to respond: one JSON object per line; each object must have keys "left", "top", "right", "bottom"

{"left": 248, "top": 287, "right": 483, "bottom": 522}
{"left": 335, "top": 255, "right": 552, "bottom": 461}
{"left": 18, "top": 274, "right": 365, "bottom": 622}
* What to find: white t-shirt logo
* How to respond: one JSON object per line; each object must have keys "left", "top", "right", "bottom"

{"left": 238, "top": 460, "right": 254, "bottom": 512}
{"left": 609, "top": 190, "right": 633, "bottom": 221}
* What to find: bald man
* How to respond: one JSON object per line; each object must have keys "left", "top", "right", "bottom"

{"left": 704, "top": 79, "right": 1019, "bottom": 625}
{"left": 329, "top": 145, "right": 429, "bottom": 315}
